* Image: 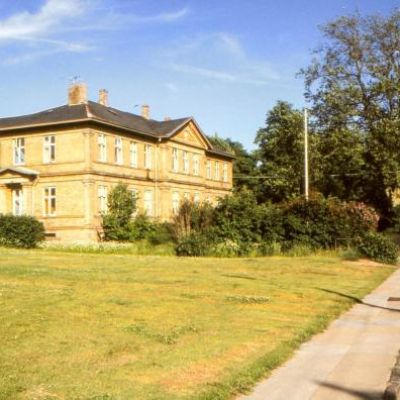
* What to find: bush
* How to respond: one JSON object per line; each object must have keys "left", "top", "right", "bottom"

{"left": 175, "top": 232, "right": 214, "bottom": 257}
{"left": 146, "top": 223, "right": 173, "bottom": 245}
{"left": 0, "top": 214, "right": 45, "bottom": 248}
{"left": 357, "top": 233, "right": 398, "bottom": 264}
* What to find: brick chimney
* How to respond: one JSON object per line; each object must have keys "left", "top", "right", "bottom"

{"left": 98, "top": 89, "right": 109, "bottom": 106}
{"left": 141, "top": 104, "right": 150, "bottom": 120}
{"left": 68, "top": 82, "right": 87, "bottom": 105}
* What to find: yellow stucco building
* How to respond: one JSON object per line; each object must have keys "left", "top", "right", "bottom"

{"left": 0, "top": 83, "right": 233, "bottom": 242}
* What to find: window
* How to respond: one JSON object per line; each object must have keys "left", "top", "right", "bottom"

{"left": 215, "top": 161, "right": 220, "bottom": 180}
{"left": 194, "top": 192, "right": 200, "bottom": 204}
{"left": 13, "top": 138, "right": 25, "bottom": 165}
{"left": 172, "top": 148, "right": 179, "bottom": 172}
{"left": 223, "top": 163, "right": 228, "bottom": 182}
{"left": 193, "top": 154, "right": 199, "bottom": 176}
{"left": 130, "top": 142, "right": 138, "bottom": 167}
{"left": 43, "top": 135, "right": 56, "bottom": 163}
{"left": 206, "top": 160, "right": 211, "bottom": 179}
{"left": 98, "top": 134, "right": 107, "bottom": 162}
{"left": 98, "top": 186, "right": 107, "bottom": 214}
{"left": 172, "top": 191, "right": 180, "bottom": 214}
{"left": 184, "top": 192, "right": 190, "bottom": 200}
{"left": 43, "top": 187, "right": 56, "bottom": 216}
{"left": 183, "top": 151, "right": 189, "bottom": 174}
{"left": 144, "top": 190, "right": 153, "bottom": 216}
{"left": 115, "top": 137, "right": 123, "bottom": 164}
{"left": 144, "top": 144, "right": 152, "bottom": 169}
{"left": 12, "top": 188, "right": 23, "bottom": 216}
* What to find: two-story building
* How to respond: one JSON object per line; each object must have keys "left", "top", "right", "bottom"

{"left": 0, "top": 83, "right": 233, "bottom": 242}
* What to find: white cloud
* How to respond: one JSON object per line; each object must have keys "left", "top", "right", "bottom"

{"left": 128, "top": 8, "right": 188, "bottom": 24}
{"left": 0, "top": 0, "right": 87, "bottom": 41}
{"left": 165, "top": 33, "right": 280, "bottom": 86}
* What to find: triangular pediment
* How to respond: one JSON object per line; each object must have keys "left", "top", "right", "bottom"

{"left": 0, "top": 167, "right": 39, "bottom": 179}
{"left": 169, "top": 119, "right": 212, "bottom": 150}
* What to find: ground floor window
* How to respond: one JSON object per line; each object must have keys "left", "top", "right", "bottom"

{"left": 98, "top": 186, "right": 108, "bottom": 214}
{"left": 172, "top": 191, "right": 180, "bottom": 214}
{"left": 43, "top": 187, "right": 56, "bottom": 216}
{"left": 12, "top": 188, "right": 23, "bottom": 216}
{"left": 144, "top": 190, "right": 153, "bottom": 216}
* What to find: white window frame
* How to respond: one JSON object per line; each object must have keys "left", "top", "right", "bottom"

{"left": 183, "top": 151, "right": 189, "bottom": 174}
{"left": 206, "top": 160, "right": 211, "bottom": 179}
{"left": 98, "top": 133, "right": 107, "bottom": 162}
{"left": 144, "top": 144, "right": 152, "bottom": 169}
{"left": 193, "top": 154, "right": 199, "bottom": 176}
{"left": 172, "top": 148, "right": 179, "bottom": 172}
{"left": 130, "top": 141, "right": 138, "bottom": 168}
{"left": 12, "top": 188, "right": 24, "bottom": 216}
{"left": 98, "top": 186, "right": 108, "bottom": 214}
{"left": 115, "top": 136, "right": 123, "bottom": 165}
{"left": 172, "top": 191, "right": 180, "bottom": 214}
{"left": 223, "top": 162, "right": 228, "bottom": 182}
{"left": 13, "top": 137, "right": 25, "bottom": 165}
{"left": 43, "top": 135, "right": 56, "bottom": 163}
{"left": 43, "top": 187, "right": 56, "bottom": 217}
{"left": 215, "top": 161, "right": 220, "bottom": 181}
{"left": 144, "top": 190, "right": 153, "bottom": 216}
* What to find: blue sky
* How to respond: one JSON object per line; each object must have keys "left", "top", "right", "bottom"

{"left": 0, "top": 0, "right": 397, "bottom": 149}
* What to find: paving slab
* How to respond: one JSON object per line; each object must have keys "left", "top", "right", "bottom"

{"left": 239, "top": 267, "right": 400, "bottom": 400}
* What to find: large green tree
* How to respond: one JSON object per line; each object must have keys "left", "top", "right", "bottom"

{"left": 301, "top": 10, "right": 400, "bottom": 215}
{"left": 255, "top": 101, "right": 317, "bottom": 202}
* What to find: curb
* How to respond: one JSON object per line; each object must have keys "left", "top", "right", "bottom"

{"left": 384, "top": 350, "right": 400, "bottom": 400}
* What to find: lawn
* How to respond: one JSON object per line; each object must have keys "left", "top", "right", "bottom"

{"left": 0, "top": 248, "right": 395, "bottom": 400}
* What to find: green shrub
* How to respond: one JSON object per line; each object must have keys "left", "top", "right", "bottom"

{"left": 0, "top": 214, "right": 45, "bottom": 248}
{"left": 146, "top": 223, "right": 173, "bottom": 245}
{"left": 129, "top": 213, "right": 156, "bottom": 241}
{"left": 175, "top": 232, "right": 215, "bottom": 257}
{"left": 357, "top": 233, "right": 398, "bottom": 264}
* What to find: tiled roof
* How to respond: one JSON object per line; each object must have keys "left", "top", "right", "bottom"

{"left": 0, "top": 101, "right": 234, "bottom": 159}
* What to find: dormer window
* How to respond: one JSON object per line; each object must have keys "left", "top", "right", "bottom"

{"left": 13, "top": 137, "right": 25, "bottom": 165}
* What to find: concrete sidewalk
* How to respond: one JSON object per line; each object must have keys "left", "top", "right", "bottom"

{"left": 239, "top": 267, "right": 400, "bottom": 400}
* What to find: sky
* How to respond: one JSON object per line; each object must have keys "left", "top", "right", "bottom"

{"left": 0, "top": 0, "right": 398, "bottom": 149}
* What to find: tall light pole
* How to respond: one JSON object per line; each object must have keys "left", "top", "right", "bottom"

{"left": 304, "top": 108, "right": 309, "bottom": 201}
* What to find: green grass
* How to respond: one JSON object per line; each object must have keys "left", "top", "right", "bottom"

{"left": 0, "top": 248, "right": 395, "bottom": 400}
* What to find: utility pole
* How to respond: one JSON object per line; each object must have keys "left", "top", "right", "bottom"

{"left": 304, "top": 108, "right": 309, "bottom": 201}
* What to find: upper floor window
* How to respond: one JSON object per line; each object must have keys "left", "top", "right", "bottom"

{"left": 172, "top": 191, "right": 180, "bottom": 214}
{"left": 193, "top": 154, "right": 200, "bottom": 176}
{"left": 172, "top": 148, "right": 179, "bottom": 172}
{"left": 98, "top": 185, "right": 108, "bottom": 214}
{"left": 223, "top": 163, "right": 228, "bottom": 182}
{"left": 206, "top": 160, "right": 212, "bottom": 179}
{"left": 43, "top": 135, "right": 55, "bottom": 163}
{"left": 98, "top": 133, "right": 107, "bottom": 162}
{"left": 183, "top": 151, "right": 189, "bottom": 174}
{"left": 144, "top": 190, "right": 153, "bottom": 216}
{"left": 215, "top": 161, "right": 220, "bottom": 180}
{"left": 130, "top": 142, "right": 138, "bottom": 167}
{"left": 43, "top": 187, "right": 56, "bottom": 216}
{"left": 13, "top": 138, "right": 25, "bottom": 165}
{"left": 115, "top": 137, "right": 123, "bottom": 164}
{"left": 144, "top": 144, "right": 152, "bottom": 169}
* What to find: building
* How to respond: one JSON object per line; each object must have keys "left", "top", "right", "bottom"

{"left": 0, "top": 83, "right": 233, "bottom": 242}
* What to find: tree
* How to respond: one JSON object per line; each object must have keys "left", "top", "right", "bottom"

{"left": 102, "top": 183, "right": 137, "bottom": 241}
{"left": 301, "top": 10, "right": 400, "bottom": 215}
{"left": 255, "top": 101, "right": 317, "bottom": 202}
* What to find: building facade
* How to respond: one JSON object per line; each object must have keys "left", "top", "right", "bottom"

{"left": 0, "top": 84, "right": 233, "bottom": 242}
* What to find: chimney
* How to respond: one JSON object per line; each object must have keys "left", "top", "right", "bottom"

{"left": 68, "top": 82, "right": 87, "bottom": 105}
{"left": 141, "top": 104, "right": 150, "bottom": 120}
{"left": 164, "top": 116, "right": 171, "bottom": 121}
{"left": 98, "top": 89, "right": 109, "bottom": 106}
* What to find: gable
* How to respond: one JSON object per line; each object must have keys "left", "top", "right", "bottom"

{"left": 170, "top": 120, "right": 211, "bottom": 150}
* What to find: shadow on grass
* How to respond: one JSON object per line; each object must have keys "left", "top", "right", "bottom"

{"left": 313, "top": 381, "right": 382, "bottom": 399}
{"left": 316, "top": 288, "right": 400, "bottom": 312}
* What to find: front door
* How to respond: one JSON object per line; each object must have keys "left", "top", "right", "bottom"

{"left": 12, "top": 187, "right": 23, "bottom": 216}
